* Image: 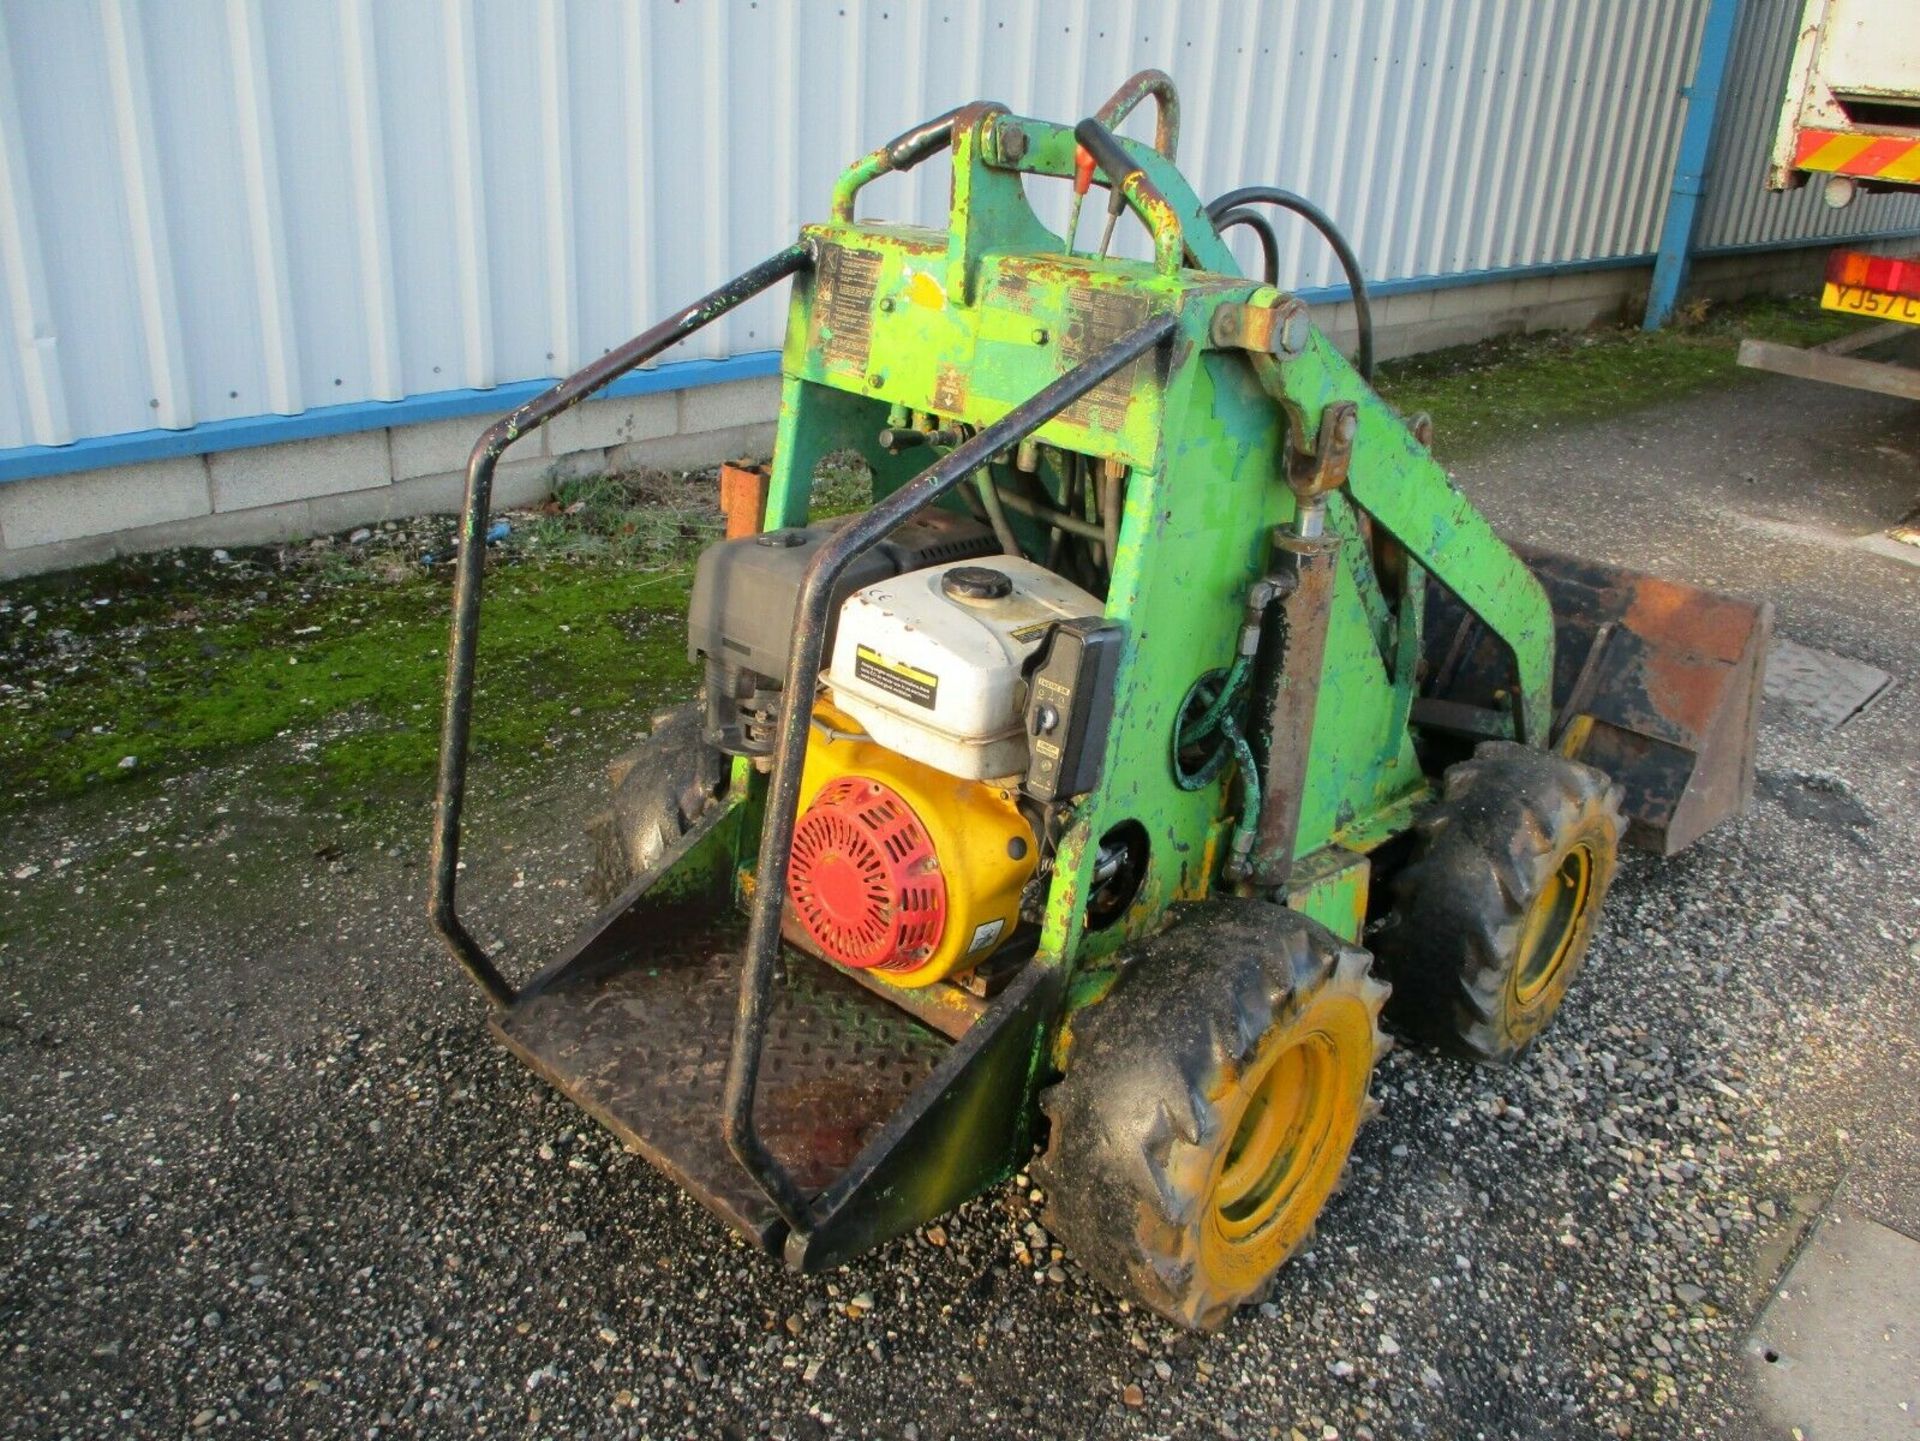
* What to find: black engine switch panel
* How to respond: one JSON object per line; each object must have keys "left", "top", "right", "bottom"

{"left": 1022, "top": 618, "right": 1125, "bottom": 803}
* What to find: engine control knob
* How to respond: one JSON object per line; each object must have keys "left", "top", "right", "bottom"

{"left": 1032, "top": 703, "right": 1060, "bottom": 735}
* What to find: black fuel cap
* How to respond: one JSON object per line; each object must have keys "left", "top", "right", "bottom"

{"left": 942, "top": 565, "right": 1014, "bottom": 600}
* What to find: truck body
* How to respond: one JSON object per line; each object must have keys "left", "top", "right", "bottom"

{"left": 1738, "top": 0, "right": 1920, "bottom": 393}
{"left": 1769, "top": 0, "right": 1920, "bottom": 204}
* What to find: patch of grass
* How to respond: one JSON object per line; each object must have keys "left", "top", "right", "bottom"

{"left": 525, "top": 470, "right": 727, "bottom": 564}
{"left": 810, "top": 451, "right": 875, "bottom": 518}
{"left": 0, "top": 452, "right": 896, "bottom": 815}
{"left": 1375, "top": 292, "right": 1876, "bottom": 460}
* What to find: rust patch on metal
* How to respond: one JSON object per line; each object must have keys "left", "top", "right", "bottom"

{"left": 719, "top": 460, "right": 772, "bottom": 539}
{"left": 1623, "top": 579, "right": 1767, "bottom": 735}
{"left": 496, "top": 911, "right": 948, "bottom": 1249}
{"left": 1418, "top": 547, "right": 1771, "bottom": 856}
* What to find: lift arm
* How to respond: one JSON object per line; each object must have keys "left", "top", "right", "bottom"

{"left": 1033, "top": 120, "right": 1555, "bottom": 747}
{"left": 1245, "top": 325, "right": 1556, "bottom": 747}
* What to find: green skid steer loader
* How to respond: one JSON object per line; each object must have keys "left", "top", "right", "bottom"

{"left": 429, "top": 73, "right": 1769, "bottom": 1329}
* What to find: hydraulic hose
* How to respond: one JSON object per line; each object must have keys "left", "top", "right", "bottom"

{"left": 1217, "top": 710, "right": 1261, "bottom": 881}
{"left": 1206, "top": 187, "right": 1374, "bottom": 383}
{"left": 1177, "top": 655, "right": 1252, "bottom": 760}
{"left": 973, "top": 468, "right": 1023, "bottom": 556}
{"left": 1172, "top": 658, "right": 1262, "bottom": 881}
{"left": 1212, "top": 208, "right": 1279, "bottom": 286}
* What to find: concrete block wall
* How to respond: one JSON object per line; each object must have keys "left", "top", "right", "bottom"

{"left": 0, "top": 379, "right": 780, "bottom": 579}
{"left": 0, "top": 250, "right": 1862, "bottom": 579}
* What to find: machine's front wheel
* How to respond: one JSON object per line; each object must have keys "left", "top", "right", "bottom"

{"left": 1036, "top": 901, "right": 1389, "bottom": 1330}
{"left": 584, "top": 700, "right": 726, "bottom": 905}
{"left": 1373, "top": 741, "right": 1624, "bottom": 1064}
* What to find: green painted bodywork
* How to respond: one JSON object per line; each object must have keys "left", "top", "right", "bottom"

{"left": 1282, "top": 847, "right": 1374, "bottom": 943}
{"left": 662, "top": 103, "right": 1555, "bottom": 1256}
{"left": 759, "top": 107, "right": 1550, "bottom": 964}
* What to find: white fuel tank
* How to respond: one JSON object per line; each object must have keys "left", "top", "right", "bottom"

{"left": 825, "top": 557, "right": 1104, "bottom": 780}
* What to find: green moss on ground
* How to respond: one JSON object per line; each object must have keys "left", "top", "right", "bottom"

{"left": 1, "top": 537, "right": 695, "bottom": 815}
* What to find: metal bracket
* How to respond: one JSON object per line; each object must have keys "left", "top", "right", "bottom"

{"left": 1286, "top": 400, "right": 1359, "bottom": 501}
{"left": 1208, "top": 296, "right": 1310, "bottom": 358}
{"left": 1215, "top": 297, "right": 1358, "bottom": 507}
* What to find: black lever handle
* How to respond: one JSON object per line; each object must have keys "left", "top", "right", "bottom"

{"left": 1071, "top": 119, "right": 1184, "bottom": 273}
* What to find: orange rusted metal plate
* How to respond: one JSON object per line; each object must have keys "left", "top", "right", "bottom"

{"left": 719, "top": 459, "right": 772, "bottom": 540}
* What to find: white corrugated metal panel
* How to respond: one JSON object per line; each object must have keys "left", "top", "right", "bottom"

{"left": 1698, "top": 0, "right": 1920, "bottom": 250}
{"left": 2, "top": 0, "right": 1918, "bottom": 458}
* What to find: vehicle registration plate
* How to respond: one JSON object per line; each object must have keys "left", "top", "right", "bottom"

{"left": 1820, "top": 282, "right": 1920, "bottom": 325}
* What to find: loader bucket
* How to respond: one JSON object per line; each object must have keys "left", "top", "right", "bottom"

{"left": 1423, "top": 548, "right": 1773, "bottom": 855}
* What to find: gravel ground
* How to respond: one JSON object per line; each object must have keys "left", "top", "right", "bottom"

{"left": 3, "top": 366, "right": 1918, "bottom": 1441}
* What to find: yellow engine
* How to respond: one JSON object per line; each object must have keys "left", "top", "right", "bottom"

{"left": 784, "top": 704, "right": 1038, "bottom": 988}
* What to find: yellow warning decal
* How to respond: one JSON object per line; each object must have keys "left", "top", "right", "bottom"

{"left": 853, "top": 644, "right": 939, "bottom": 709}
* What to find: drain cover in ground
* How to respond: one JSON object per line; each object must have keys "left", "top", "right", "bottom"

{"left": 1748, "top": 1208, "right": 1920, "bottom": 1440}
{"left": 1765, "top": 637, "right": 1893, "bottom": 729}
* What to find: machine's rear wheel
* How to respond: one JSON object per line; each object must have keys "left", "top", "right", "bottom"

{"left": 1373, "top": 740, "right": 1624, "bottom": 1064}
{"left": 1036, "top": 900, "right": 1389, "bottom": 1330}
{"left": 584, "top": 700, "right": 726, "bottom": 905}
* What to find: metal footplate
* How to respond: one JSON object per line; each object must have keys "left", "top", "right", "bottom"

{"left": 481, "top": 795, "right": 1060, "bottom": 1270}
{"left": 494, "top": 908, "right": 949, "bottom": 1250}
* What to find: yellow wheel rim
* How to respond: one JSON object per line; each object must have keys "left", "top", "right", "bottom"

{"left": 1512, "top": 843, "right": 1594, "bottom": 1008}
{"left": 1200, "top": 993, "right": 1373, "bottom": 1291}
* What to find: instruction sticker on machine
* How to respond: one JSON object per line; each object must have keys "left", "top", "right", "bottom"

{"left": 854, "top": 645, "right": 939, "bottom": 709}
{"left": 966, "top": 919, "right": 1005, "bottom": 955}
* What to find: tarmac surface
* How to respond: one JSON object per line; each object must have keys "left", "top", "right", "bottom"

{"left": 3, "top": 358, "right": 1919, "bottom": 1440}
